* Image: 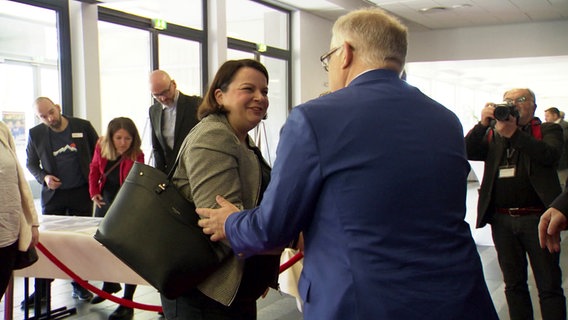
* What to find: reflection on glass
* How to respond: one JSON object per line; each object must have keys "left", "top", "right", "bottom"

{"left": 226, "top": 0, "right": 288, "bottom": 50}
{"left": 98, "top": 21, "right": 152, "bottom": 157}
{"left": 100, "top": 0, "right": 202, "bottom": 30}
{"left": 158, "top": 34, "right": 202, "bottom": 96}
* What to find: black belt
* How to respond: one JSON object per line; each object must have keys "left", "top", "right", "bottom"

{"left": 496, "top": 207, "right": 544, "bottom": 216}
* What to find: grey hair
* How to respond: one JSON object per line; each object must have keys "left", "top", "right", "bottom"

{"left": 330, "top": 7, "right": 408, "bottom": 69}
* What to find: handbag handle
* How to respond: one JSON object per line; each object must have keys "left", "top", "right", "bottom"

{"left": 98, "top": 157, "right": 123, "bottom": 185}
{"left": 166, "top": 154, "right": 182, "bottom": 180}
{"left": 103, "top": 157, "right": 123, "bottom": 178}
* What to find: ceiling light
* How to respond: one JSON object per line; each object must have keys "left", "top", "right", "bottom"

{"left": 419, "top": 6, "right": 448, "bottom": 13}
{"left": 419, "top": 4, "right": 472, "bottom": 14}
{"left": 452, "top": 4, "right": 472, "bottom": 9}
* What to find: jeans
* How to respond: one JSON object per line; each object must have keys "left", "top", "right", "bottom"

{"left": 43, "top": 185, "right": 92, "bottom": 216}
{"left": 491, "top": 213, "right": 566, "bottom": 320}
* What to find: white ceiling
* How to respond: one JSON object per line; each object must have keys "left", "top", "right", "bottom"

{"left": 273, "top": 0, "right": 568, "bottom": 110}
{"left": 273, "top": 0, "right": 568, "bottom": 31}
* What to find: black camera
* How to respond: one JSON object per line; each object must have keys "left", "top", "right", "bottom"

{"left": 493, "top": 102, "right": 519, "bottom": 121}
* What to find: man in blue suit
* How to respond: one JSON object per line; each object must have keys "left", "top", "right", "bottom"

{"left": 197, "top": 8, "right": 498, "bottom": 320}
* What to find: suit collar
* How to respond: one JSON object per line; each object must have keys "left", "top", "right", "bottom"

{"left": 349, "top": 68, "right": 400, "bottom": 87}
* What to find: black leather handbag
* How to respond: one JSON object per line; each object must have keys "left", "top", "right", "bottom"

{"left": 94, "top": 162, "right": 232, "bottom": 299}
{"left": 14, "top": 246, "right": 39, "bottom": 270}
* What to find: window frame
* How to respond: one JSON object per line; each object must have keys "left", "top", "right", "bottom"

{"left": 97, "top": 0, "right": 209, "bottom": 91}
{"left": 227, "top": 0, "right": 292, "bottom": 112}
{"left": 9, "top": 0, "right": 73, "bottom": 115}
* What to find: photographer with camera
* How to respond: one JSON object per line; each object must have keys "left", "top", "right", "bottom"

{"left": 465, "top": 88, "right": 566, "bottom": 320}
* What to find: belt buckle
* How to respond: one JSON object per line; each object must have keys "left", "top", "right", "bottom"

{"left": 507, "top": 208, "right": 521, "bottom": 217}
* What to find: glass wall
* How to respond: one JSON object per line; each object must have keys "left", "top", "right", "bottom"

{"left": 226, "top": 1, "right": 291, "bottom": 163}
{"left": 98, "top": 21, "right": 153, "bottom": 158}
{"left": 158, "top": 34, "right": 202, "bottom": 97}
{"left": 99, "top": 0, "right": 202, "bottom": 30}
{"left": 258, "top": 56, "right": 288, "bottom": 164}
{"left": 0, "top": 0, "right": 61, "bottom": 180}
{"left": 98, "top": 0, "right": 292, "bottom": 165}
{"left": 97, "top": 5, "right": 206, "bottom": 164}
{"left": 406, "top": 71, "right": 495, "bottom": 134}
{"left": 226, "top": 0, "right": 288, "bottom": 50}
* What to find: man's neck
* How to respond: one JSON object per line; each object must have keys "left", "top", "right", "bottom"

{"left": 51, "top": 116, "right": 69, "bottom": 133}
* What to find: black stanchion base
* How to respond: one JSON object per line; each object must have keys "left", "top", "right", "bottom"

{"left": 26, "top": 306, "right": 77, "bottom": 320}
{"left": 22, "top": 277, "right": 77, "bottom": 320}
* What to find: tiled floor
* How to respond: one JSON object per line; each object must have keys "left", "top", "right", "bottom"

{"left": 3, "top": 183, "right": 568, "bottom": 319}
{"left": 3, "top": 279, "right": 303, "bottom": 320}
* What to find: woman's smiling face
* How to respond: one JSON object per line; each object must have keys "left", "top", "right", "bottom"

{"left": 215, "top": 67, "right": 269, "bottom": 138}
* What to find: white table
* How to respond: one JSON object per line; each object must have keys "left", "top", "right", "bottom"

{"left": 14, "top": 215, "right": 148, "bottom": 285}
{"left": 4, "top": 215, "right": 149, "bottom": 320}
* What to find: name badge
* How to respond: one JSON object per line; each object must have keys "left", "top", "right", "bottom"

{"left": 72, "top": 132, "right": 84, "bottom": 138}
{"left": 499, "top": 165, "right": 516, "bottom": 178}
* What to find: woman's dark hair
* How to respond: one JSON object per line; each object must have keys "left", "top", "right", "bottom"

{"left": 100, "top": 117, "right": 142, "bottom": 161}
{"left": 198, "top": 59, "right": 269, "bottom": 120}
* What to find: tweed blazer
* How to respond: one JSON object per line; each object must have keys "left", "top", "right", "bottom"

{"left": 172, "top": 113, "right": 267, "bottom": 306}
{"left": 0, "top": 121, "right": 39, "bottom": 251}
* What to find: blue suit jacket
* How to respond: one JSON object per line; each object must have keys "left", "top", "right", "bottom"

{"left": 225, "top": 69, "right": 497, "bottom": 319}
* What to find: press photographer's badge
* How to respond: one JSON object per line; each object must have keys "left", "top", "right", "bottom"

{"left": 499, "top": 165, "right": 516, "bottom": 178}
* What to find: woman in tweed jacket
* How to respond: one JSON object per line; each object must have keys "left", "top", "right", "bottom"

{"left": 161, "top": 59, "right": 280, "bottom": 319}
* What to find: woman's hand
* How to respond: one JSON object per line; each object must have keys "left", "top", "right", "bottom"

{"left": 31, "top": 226, "right": 40, "bottom": 247}
{"left": 92, "top": 194, "right": 106, "bottom": 208}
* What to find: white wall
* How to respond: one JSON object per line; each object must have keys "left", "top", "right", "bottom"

{"left": 405, "top": 20, "right": 568, "bottom": 130}
{"left": 291, "top": 11, "right": 332, "bottom": 107}
{"left": 407, "top": 20, "right": 568, "bottom": 62}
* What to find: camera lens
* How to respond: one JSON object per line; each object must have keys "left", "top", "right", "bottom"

{"left": 494, "top": 106, "right": 510, "bottom": 121}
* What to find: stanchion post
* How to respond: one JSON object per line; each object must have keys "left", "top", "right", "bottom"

{"left": 3, "top": 275, "right": 14, "bottom": 320}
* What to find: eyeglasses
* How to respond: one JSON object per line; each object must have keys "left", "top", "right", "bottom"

{"left": 504, "top": 96, "right": 528, "bottom": 104}
{"left": 320, "top": 46, "right": 341, "bottom": 72}
{"left": 152, "top": 82, "right": 172, "bottom": 99}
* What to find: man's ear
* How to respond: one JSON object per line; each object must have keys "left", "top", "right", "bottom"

{"left": 340, "top": 42, "right": 353, "bottom": 70}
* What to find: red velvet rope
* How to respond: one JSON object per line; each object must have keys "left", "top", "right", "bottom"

{"left": 279, "top": 252, "right": 304, "bottom": 273}
{"left": 36, "top": 242, "right": 163, "bottom": 312}
{"left": 36, "top": 243, "right": 304, "bottom": 312}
